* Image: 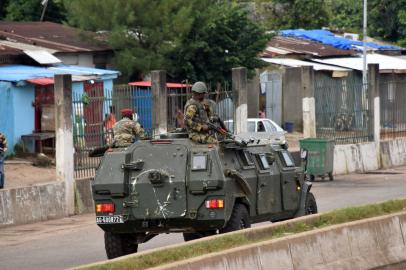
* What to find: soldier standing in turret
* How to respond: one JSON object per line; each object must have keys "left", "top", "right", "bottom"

{"left": 113, "top": 108, "right": 145, "bottom": 147}
{"left": 184, "top": 82, "right": 218, "bottom": 144}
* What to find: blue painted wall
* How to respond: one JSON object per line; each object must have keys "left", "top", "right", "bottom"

{"left": 72, "top": 81, "right": 84, "bottom": 95}
{"left": 0, "top": 82, "right": 14, "bottom": 155}
{"left": 12, "top": 84, "right": 35, "bottom": 153}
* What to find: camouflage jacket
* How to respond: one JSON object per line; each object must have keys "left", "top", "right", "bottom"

{"left": 184, "top": 98, "right": 217, "bottom": 144}
{"left": 113, "top": 118, "right": 145, "bottom": 147}
{"left": 184, "top": 98, "right": 209, "bottom": 132}
{"left": 0, "top": 133, "right": 7, "bottom": 153}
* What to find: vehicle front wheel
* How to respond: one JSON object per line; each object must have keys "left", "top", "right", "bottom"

{"left": 305, "top": 192, "right": 318, "bottom": 215}
{"left": 104, "top": 232, "right": 138, "bottom": 259}
{"left": 221, "top": 203, "right": 250, "bottom": 233}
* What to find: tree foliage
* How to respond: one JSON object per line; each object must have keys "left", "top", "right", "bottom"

{"left": 167, "top": 1, "right": 270, "bottom": 82}
{"left": 65, "top": 0, "right": 269, "bottom": 81}
{"left": 368, "top": 0, "right": 406, "bottom": 46}
{"left": 327, "top": 0, "right": 362, "bottom": 32}
{"left": 4, "top": 0, "right": 66, "bottom": 23}
{"left": 255, "top": 0, "right": 329, "bottom": 30}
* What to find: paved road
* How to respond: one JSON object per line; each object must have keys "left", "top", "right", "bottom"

{"left": 1, "top": 166, "right": 406, "bottom": 270}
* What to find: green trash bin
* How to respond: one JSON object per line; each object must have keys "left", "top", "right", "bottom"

{"left": 299, "top": 138, "right": 335, "bottom": 181}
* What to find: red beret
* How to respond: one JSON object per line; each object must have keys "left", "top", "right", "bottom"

{"left": 120, "top": 108, "right": 133, "bottom": 117}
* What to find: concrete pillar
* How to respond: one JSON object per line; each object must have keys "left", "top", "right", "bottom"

{"left": 151, "top": 70, "right": 167, "bottom": 138}
{"left": 301, "top": 66, "right": 316, "bottom": 138}
{"left": 233, "top": 67, "right": 248, "bottom": 134}
{"left": 247, "top": 70, "right": 260, "bottom": 118}
{"left": 54, "top": 74, "right": 74, "bottom": 215}
{"left": 368, "top": 64, "right": 380, "bottom": 144}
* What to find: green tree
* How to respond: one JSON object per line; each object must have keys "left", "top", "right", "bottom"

{"left": 65, "top": 0, "right": 194, "bottom": 79}
{"left": 65, "top": 0, "right": 269, "bottom": 81}
{"left": 368, "top": 0, "right": 406, "bottom": 46}
{"left": 0, "top": 0, "right": 9, "bottom": 20}
{"left": 167, "top": 2, "right": 270, "bottom": 82}
{"left": 255, "top": 0, "right": 329, "bottom": 30}
{"left": 5, "top": 0, "right": 66, "bottom": 22}
{"left": 327, "top": 0, "right": 362, "bottom": 32}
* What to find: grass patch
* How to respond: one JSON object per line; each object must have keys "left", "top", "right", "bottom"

{"left": 76, "top": 199, "right": 406, "bottom": 270}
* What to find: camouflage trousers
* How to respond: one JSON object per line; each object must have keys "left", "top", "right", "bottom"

{"left": 189, "top": 132, "right": 218, "bottom": 144}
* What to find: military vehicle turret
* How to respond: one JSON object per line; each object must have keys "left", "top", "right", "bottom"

{"left": 92, "top": 133, "right": 317, "bottom": 259}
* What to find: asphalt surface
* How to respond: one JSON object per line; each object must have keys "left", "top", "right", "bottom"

{"left": 1, "top": 166, "right": 406, "bottom": 270}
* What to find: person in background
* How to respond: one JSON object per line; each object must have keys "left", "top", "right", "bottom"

{"left": 113, "top": 108, "right": 144, "bottom": 147}
{"left": 0, "top": 132, "right": 7, "bottom": 189}
{"left": 258, "top": 109, "right": 266, "bottom": 118}
{"left": 104, "top": 106, "right": 117, "bottom": 144}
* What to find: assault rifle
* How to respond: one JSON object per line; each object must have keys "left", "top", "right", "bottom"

{"left": 205, "top": 121, "right": 248, "bottom": 147}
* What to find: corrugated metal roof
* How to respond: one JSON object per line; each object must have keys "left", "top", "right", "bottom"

{"left": 311, "top": 54, "right": 406, "bottom": 73}
{"left": 27, "top": 75, "right": 98, "bottom": 85}
{"left": 128, "top": 81, "right": 192, "bottom": 88}
{"left": 0, "top": 65, "right": 119, "bottom": 82}
{"left": 263, "top": 36, "right": 355, "bottom": 58}
{"left": 0, "top": 40, "right": 57, "bottom": 54}
{"left": 0, "top": 44, "right": 23, "bottom": 56}
{"left": 262, "top": 58, "right": 350, "bottom": 71}
{"left": 0, "top": 21, "right": 111, "bottom": 53}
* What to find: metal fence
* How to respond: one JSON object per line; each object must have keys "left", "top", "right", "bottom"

{"left": 73, "top": 82, "right": 233, "bottom": 178}
{"left": 380, "top": 79, "right": 406, "bottom": 140}
{"left": 314, "top": 72, "right": 372, "bottom": 144}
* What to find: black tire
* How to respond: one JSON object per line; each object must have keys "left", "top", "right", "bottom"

{"left": 104, "top": 232, "right": 138, "bottom": 259}
{"left": 221, "top": 203, "right": 250, "bottom": 233}
{"left": 310, "top": 175, "right": 315, "bottom": 182}
{"left": 328, "top": 172, "right": 334, "bottom": 181}
{"left": 305, "top": 192, "right": 318, "bottom": 215}
{"left": 183, "top": 230, "right": 217, "bottom": 242}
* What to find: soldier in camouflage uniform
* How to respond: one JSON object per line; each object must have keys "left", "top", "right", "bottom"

{"left": 0, "top": 132, "right": 7, "bottom": 189}
{"left": 113, "top": 109, "right": 145, "bottom": 147}
{"left": 184, "top": 82, "right": 218, "bottom": 144}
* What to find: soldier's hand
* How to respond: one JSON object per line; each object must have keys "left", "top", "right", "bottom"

{"left": 201, "top": 124, "right": 209, "bottom": 131}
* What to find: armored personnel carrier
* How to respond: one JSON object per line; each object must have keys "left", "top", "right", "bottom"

{"left": 92, "top": 134, "right": 317, "bottom": 259}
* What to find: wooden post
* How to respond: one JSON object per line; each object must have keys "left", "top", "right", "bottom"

{"left": 54, "top": 74, "right": 74, "bottom": 215}
{"left": 232, "top": 67, "right": 248, "bottom": 134}
{"left": 247, "top": 70, "right": 260, "bottom": 118}
{"left": 151, "top": 70, "right": 167, "bottom": 138}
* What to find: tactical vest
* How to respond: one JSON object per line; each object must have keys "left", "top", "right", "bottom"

{"left": 184, "top": 98, "right": 209, "bottom": 127}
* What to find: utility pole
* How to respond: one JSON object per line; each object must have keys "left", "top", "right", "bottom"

{"left": 40, "top": 0, "right": 49, "bottom": 22}
{"left": 362, "top": 0, "right": 368, "bottom": 88}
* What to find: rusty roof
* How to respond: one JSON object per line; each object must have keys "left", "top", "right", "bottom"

{"left": 0, "top": 44, "right": 23, "bottom": 56}
{"left": 263, "top": 36, "right": 356, "bottom": 58}
{"left": 0, "top": 21, "right": 111, "bottom": 53}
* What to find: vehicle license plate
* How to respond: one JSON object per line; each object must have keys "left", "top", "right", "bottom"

{"left": 96, "top": 215, "right": 124, "bottom": 224}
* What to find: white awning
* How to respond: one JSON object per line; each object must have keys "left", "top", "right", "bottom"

{"left": 311, "top": 54, "right": 406, "bottom": 73}
{"left": 24, "top": 50, "right": 62, "bottom": 65}
{"left": 262, "top": 58, "right": 350, "bottom": 71}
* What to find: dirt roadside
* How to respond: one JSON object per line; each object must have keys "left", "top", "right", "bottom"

{"left": 3, "top": 158, "right": 56, "bottom": 189}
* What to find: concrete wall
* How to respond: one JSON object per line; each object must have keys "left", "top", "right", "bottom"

{"left": 0, "top": 178, "right": 94, "bottom": 227}
{"left": 332, "top": 138, "right": 406, "bottom": 175}
{"left": 0, "top": 181, "right": 66, "bottom": 226}
{"left": 149, "top": 212, "right": 406, "bottom": 270}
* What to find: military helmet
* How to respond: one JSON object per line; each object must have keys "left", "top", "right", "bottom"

{"left": 191, "top": 81, "right": 208, "bottom": 93}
